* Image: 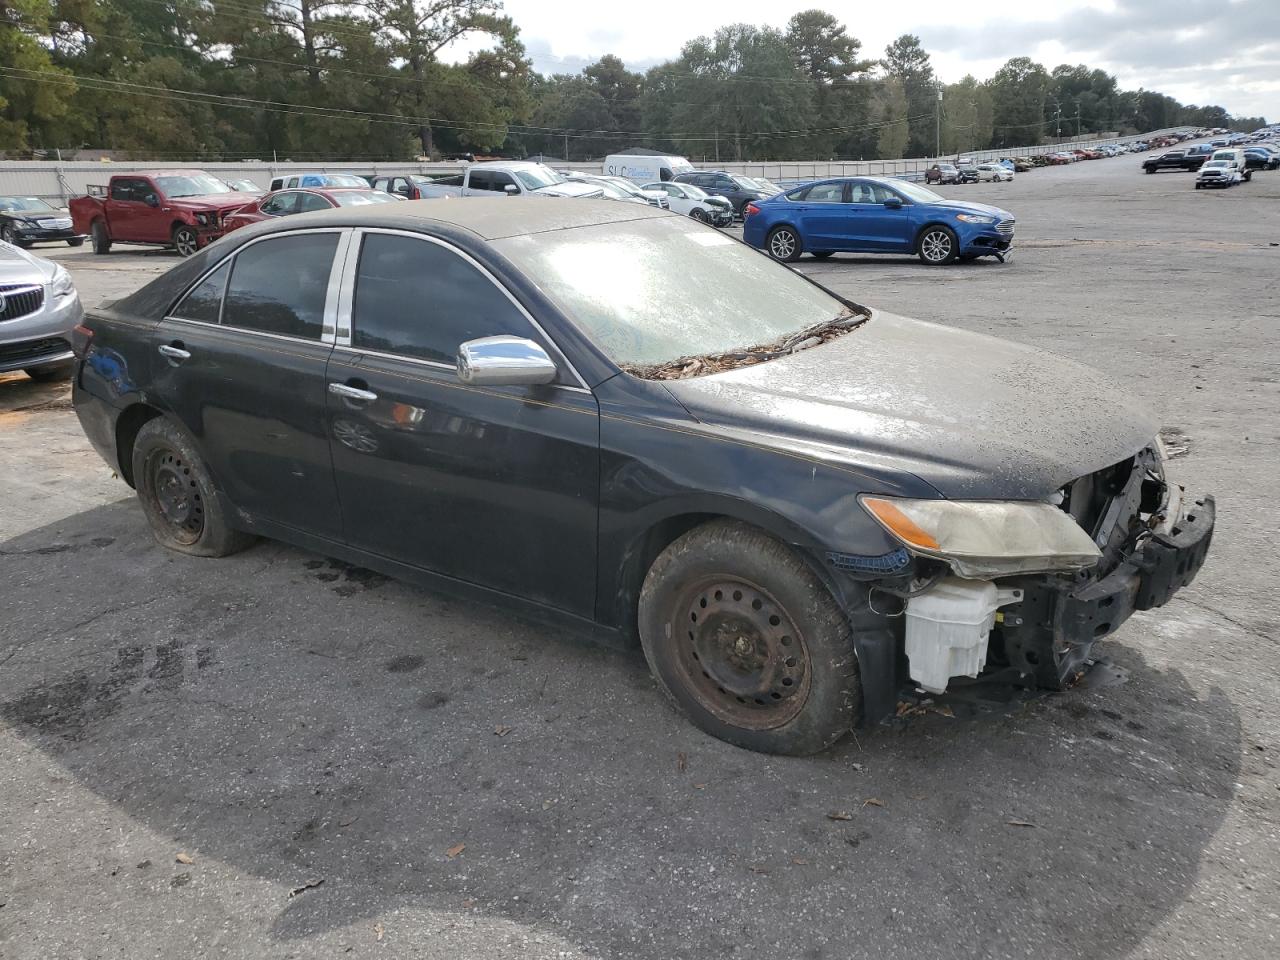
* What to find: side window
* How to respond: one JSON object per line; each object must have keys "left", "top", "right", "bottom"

{"left": 297, "top": 192, "right": 332, "bottom": 212}
{"left": 849, "top": 182, "right": 894, "bottom": 204}
{"left": 372, "top": 178, "right": 388, "bottom": 191}
{"left": 468, "top": 171, "right": 492, "bottom": 191}
{"left": 261, "top": 192, "right": 297, "bottom": 216}
{"left": 352, "top": 233, "right": 534, "bottom": 365}
{"left": 489, "top": 172, "right": 516, "bottom": 192}
{"left": 801, "top": 182, "right": 844, "bottom": 203}
{"left": 110, "top": 179, "right": 134, "bottom": 201}
{"left": 171, "top": 261, "right": 231, "bottom": 324}
{"left": 222, "top": 233, "right": 338, "bottom": 339}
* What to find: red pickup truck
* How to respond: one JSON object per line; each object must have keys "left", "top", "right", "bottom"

{"left": 69, "top": 171, "right": 251, "bottom": 257}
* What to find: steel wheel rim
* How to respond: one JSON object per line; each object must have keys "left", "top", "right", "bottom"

{"left": 769, "top": 230, "right": 796, "bottom": 259}
{"left": 175, "top": 231, "right": 198, "bottom": 257}
{"left": 922, "top": 230, "right": 952, "bottom": 261}
{"left": 148, "top": 448, "right": 204, "bottom": 543}
{"left": 673, "top": 576, "right": 810, "bottom": 730}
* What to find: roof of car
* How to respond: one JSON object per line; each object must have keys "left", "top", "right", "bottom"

{"left": 250, "top": 196, "right": 671, "bottom": 241}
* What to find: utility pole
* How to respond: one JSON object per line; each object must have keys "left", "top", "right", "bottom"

{"left": 935, "top": 86, "right": 942, "bottom": 158}
{"left": 1074, "top": 97, "right": 1082, "bottom": 137}
{"left": 563, "top": 131, "right": 569, "bottom": 163}
{"left": 1052, "top": 98, "right": 1062, "bottom": 140}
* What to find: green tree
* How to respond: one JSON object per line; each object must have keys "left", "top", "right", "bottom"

{"left": 873, "top": 77, "right": 907, "bottom": 159}
{"left": 784, "top": 9, "right": 872, "bottom": 158}
{"left": 988, "top": 56, "right": 1049, "bottom": 147}
{"left": 941, "top": 75, "right": 991, "bottom": 155}
{"left": 880, "top": 33, "right": 936, "bottom": 156}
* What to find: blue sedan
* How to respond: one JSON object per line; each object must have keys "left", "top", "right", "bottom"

{"left": 741, "top": 177, "right": 1015, "bottom": 265}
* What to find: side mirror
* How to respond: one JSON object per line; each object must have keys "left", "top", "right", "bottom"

{"left": 884, "top": 197, "right": 904, "bottom": 209}
{"left": 503, "top": 183, "right": 520, "bottom": 195}
{"left": 457, "top": 336, "right": 557, "bottom": 386}
{"left": 144, "top": 194, "right": 160, "bottom": 207}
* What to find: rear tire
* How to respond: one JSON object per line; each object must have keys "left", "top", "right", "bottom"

{"left": 917, "top": 225, "right": 959, "bottom": 265}
{"left": 131, "top": 417, "right": 255, "bottom": 558}
{"left": 67, "top": 237, "right": 85, "bottom": 247}
{"left": 638, "top": 520, "right": 860, "bottom": 755}
{"left": 766, "top": 226, "right": 801, "bottom": 262}
{"left": 25, "top": 361, "right": 74, "bottom": 382}
{"left": 91, "top": 220, "right": 111, "bottom": 254}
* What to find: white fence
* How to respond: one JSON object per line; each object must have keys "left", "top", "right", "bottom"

{"left": 0, "top": 128, "right": 1195, "bottom": 201}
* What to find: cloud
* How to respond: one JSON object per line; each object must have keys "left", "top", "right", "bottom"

{"left": 920, "top": 0, "right": 1279, "bottom": 115}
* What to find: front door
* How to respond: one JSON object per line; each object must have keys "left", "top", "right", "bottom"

{"left": 151, "top": 229, "right": 349, "bottom": 538}
{"left": 842, "top": 181, "right": 915, "bottom": 252}
{"left": 324, "top": 229, "right": 600, "bottom": 616}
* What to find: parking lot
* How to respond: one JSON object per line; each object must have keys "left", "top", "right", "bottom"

{"left": 2, "top": 153, "right": 1278, "bottom": 959}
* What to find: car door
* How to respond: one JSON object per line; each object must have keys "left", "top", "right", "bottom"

{"left": 788, "top": 181, "right": 849, "bottom": 249}
{"left": 323, "top": 229, "right": 600, "bottom": 616}
{"left": 297, "top": 191, "right": 335, "bottom": 213}
{"left": 260, "top": 191, "right": 302, "bottom": 219}
{"left": 150, "top": 228, "right": 350, "bottom": 539}
{"left": 841, "top": 181, "right": 913, "bottom": 252}
{"left": 106, "top": 178, "right": 154, "bottom": 242}
{"left": 662, "top": 184, "right": 693, "bottom": 216}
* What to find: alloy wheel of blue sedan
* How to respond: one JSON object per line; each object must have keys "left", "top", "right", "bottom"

{"left": 918, "top": 226, "right": 958, "bottom": 265}
{"left": 767, "top": 226, "right": 800, "bottom": 262}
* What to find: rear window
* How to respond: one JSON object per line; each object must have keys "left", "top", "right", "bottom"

{"left": 222, "top": 233, "right": 338, "bottom": 339}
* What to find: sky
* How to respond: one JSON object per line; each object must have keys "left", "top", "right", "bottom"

{"left": 449, "top": 0, "right": 1277, "bottom": 120}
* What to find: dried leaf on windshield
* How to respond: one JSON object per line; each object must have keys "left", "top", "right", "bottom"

{"left": 623, "top": 306, "right": 870, "bottom": 381}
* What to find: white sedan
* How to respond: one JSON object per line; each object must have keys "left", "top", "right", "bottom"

{"left": 642, "top": 181, "right": 734, "bottom": 225}
{"left": 976, "top": 163, "right": 1014, "bottom": 182}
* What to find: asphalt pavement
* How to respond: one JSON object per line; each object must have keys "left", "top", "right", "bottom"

{"left": 1, "top": 151, "right": 1278, "bottom": 960}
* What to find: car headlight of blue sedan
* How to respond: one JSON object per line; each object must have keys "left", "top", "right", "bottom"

{"left": 955, "top": 213, "right": 995, "bottom": 224}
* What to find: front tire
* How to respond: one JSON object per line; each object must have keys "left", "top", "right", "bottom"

{"left": 917, "top": 225, "right": 959, "bottom": 265}
{"left": 131, "top": 417, "right": 254, "bottom": 557}
{"left": 766, "top": 226, "right": 801, "bottom": 262}
{"left": 810, "top": 251, "right": 833, "bottom": 260}
{"left": 638, "top": 520, "right": 860, "bottom": 756}
{"left": 691, "top": 208, "right": 711, "bottom": 224}
{"left": 172, "top": 225, "right": 199, "bottom": 257}
{"left": 91, "top": 220, "right": 111, "bottom": 254}
{"left": 67, "top": 237, "right": 85, "bottom": 247}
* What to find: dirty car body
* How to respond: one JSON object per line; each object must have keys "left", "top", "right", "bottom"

{"left": 70, "top": 199, "right": 1213, "bottom": 755}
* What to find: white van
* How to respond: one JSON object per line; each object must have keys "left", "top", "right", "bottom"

{"left": 602, "top": 154, "right": 695, "bottom": 183}
{"left": 1210, "top": 149, "right": 1252, "bottom": 181}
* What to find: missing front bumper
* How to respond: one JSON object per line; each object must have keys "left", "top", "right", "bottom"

{"left": 1000, "top": 493, "right": 1215, "bottom": 685}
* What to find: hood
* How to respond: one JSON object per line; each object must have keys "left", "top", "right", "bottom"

{"left": 928, "top": 199, "right": 1012, "bottom": 220}
{"left": 662, "top": 310, "right": 1157, "bottom": 500}
{"left": 0, "top": 241, "right": 56, "bottom": 284}
{"left": 1, "top": 205, "right": 70, "bottom": 219}
{"left": 533, "top": 181, "right": 603, "bottom": 199}
{"left": 167, "top": 194, "right": 259, "bottom": 213}
{"left": 704, "top": 195, "right": 733, "bottom": 208}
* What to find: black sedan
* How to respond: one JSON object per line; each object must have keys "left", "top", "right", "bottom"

{"left": 71, "top": 200, "right": 1213, "bottom": 755}
{"left": 0, "top": 196, "right": 85, "bottom": 247}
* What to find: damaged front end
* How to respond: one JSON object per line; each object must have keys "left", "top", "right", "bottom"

{"left": 843, "top": 444, "right": 1214, "bottom": 719}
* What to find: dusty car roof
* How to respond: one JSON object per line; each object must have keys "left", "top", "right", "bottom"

{"left": 266, "top": 197, "right": 671, "bottom": 241}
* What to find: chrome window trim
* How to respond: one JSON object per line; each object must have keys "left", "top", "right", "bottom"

{"left": 163, "top": 227, "right": 352, "bottom": 346}
{"left": 342, "top": 227, "right": 592, "bottom": 393}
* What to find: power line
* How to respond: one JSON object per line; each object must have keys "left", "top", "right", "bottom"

{"left": 0, "top": 65, "right": 938, "bottom": 142}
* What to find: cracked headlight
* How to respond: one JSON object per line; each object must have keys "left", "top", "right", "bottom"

{"left": 860, "top": 495, "right": 1102, "bottom": 578}
{"left": 50, "top": 265, "right": 75, "bottom": 299}
{"left": 955, "top": 213, "right": 995, "bottom": 224}
{"left": 194, "top": 212, "right": 212, "bottom": 226}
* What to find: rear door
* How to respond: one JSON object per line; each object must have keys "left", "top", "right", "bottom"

{"left": 788, "top": 181, "right": 849, "bottom": 249}
{"left": 151, "top": 229, "right": 350, "bottom": 538}
{"left": 323, "top": 229, "right": 600, "bottom": 615}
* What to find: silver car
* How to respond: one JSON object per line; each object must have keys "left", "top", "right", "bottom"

{"left": 0, "top": 241, "right": 83, "bottom": 381}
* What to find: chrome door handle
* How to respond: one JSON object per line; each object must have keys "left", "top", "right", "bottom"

{"left": 328, "top": 382, "right": 378, "bottom": 402}
{"left": 158, "top": 344, "right": 191, "bottom": 360}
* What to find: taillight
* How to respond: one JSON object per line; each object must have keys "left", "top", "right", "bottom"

{"left": 745, "top": 202, "right": 760, "bottom": 217}
{"left": 71, "top": 322, "right": 94, "bottom": 358}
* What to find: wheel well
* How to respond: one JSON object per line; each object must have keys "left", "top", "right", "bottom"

{"left": 114, "top": 403, "right": 164, "bottom": 487}
{"left": 614, "top": 511, "right": 847, "bottom": 642}
{"left": 172, "top": 220, "right": 193, "bottom": 237}
{"left": 615, "top": 512, "right": 719, "bottom": 639}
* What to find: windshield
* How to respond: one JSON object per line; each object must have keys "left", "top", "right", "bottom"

{"left": 493, "top": 217, "right": 849, "bottom": 368}
{"left": 512, "top": 165, "right": 566, "bottom": 190}
{"left": 331, "top": 190, "right": 399, "bottom": 206}
{"left": 0, "top": 196, "right": 58, "bottom": 212}
{"left": 893, "top": 180, "right": 944, "bottom": 204}
{"left": 155, "top": 174, "right": 233, "bottom": 197}
{"left": 313, "top": 174, "right": 368, "bottom": 187}
{"left": 731, "top": 176, "right": 762, "bottom": 191}
{"left": 603, "top": 178, "right": 647, "bottom": 198}
{"left": 680, "top": 183, "right": 709, "bottom": 200}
